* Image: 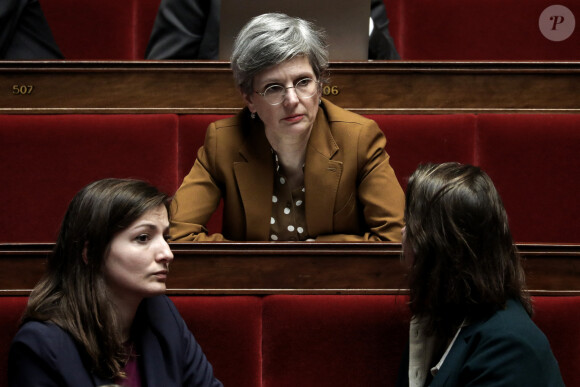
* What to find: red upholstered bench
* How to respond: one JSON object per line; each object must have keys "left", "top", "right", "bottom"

{"left": 262, "top": 295, "right": 411, "bottom": 387}
{"left": 367, "top": 114, "right": 477, "bottom": 190}
{"left": 398, "top": 0, "right": 579, "bottom": 60}
{"left": 0, "top": 114, "right": 179, "bottom": 242}
{"left": 169, "top": 296, "right": 263, "bottom": 387}
{"left": 532, "top": 296, "right": 580, "bottom": 387}
{"left": 1, "top": 295, "right": 578, "bottom": 387}
{"left": 2, "top": 113, "right": 579, "bottom": 243}
{"left": 477, "top": 114, "right": 580, "bottom": 243}
{"left": 42, "top": 0, "right": 138, "bottom": 60}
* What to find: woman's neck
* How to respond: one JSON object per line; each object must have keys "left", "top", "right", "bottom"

{"left": 111, "top": 295, "right": 140, "bottom": 342}
{"left": 268, "top": 130, "right": 309, "bottom": 168}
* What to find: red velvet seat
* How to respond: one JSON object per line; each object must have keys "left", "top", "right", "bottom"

{"left": 262, "top": 295, "right": 411, "bottom": 387}
{"left": 366, "top": 114, "right": 477, "bottom": 190}
{"left": 399, "top": 0, "right": 580, "bottom": 60}
{"left": 1, "top": 295, "right": 578, "bottom": 387}
{"left": 170, "top": 296, "right": 263, "bottom": 387}
{"left": 477, "top": 114, "right": 580, "bottom": 243}
{"left": 0, "top": 114, "right": 179, "bottom": 242}
{"left": 41, "top": 0, "right": 137, "bottom": 59}
{"left": 532, "top": 296, "right": 580, "bottom": 387}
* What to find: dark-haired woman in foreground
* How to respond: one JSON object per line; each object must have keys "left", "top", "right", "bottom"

{"left": 397, "top": 162, "right": 563, "bottom": 386}
{"left": 9, "top": 178, "right": 222, "bottom": 386}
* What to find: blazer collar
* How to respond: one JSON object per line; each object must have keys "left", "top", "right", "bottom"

{"left": 304, "top": 103, "right": 342, "bottom": 235}
{"left": 233, "top": 103, "right": 342, "bottom": 240}
{"left": 235, "top": 116, "right": 274, "bottom": 240}
{"left": 428, "top": 322, "right": 481, "bottom": 386}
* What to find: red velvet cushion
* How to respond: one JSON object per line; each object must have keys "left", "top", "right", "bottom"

{"left": 366, "top": 114, "right": 477, "bottom": 190}
{"left": 262, "top": 295, "right": 411, "bottom": 387}
{"left": 41, "top": 0, "right": 136, "bottom": 59}
{"left": 400, "top": 0, "right": 580, "bottom": 60}
{"left": 477, "top": 114, "right": 580, "bottom": 243}
{"left": 532, "top": 296, "right": 580, "bottom": 387}
{"left": 170, "top": 296, "right": 263, "bottom": 387}
{"left": 0, "top": 114, "right": 178, "bottom": 242}
{"left": 0, "top": 297, "right": 28, "bottom": 387}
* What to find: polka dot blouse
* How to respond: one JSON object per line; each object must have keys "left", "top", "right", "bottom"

{"left": 269, "top": 151, "right": 309, "bottom": 241}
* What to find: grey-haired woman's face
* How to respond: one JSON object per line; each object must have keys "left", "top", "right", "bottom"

{"left": 243, "top": 56, "right": 321, "bottom": 145}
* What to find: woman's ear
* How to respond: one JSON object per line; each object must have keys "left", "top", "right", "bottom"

{"left": 241, "top": 88, "right": 256, "bottom": 114}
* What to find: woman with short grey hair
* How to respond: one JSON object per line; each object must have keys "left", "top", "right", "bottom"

{"left": 171, "top": 13, "right": 405, "bottom": 242}
{"left": 231, "top": 13, "right": 329, "bottom": 95}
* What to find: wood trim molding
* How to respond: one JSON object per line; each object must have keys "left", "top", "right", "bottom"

{"left": 2, "top": 61, "right": 579, "bottom": 114}
{"left": 1, "top": 242, "right": 578, "bottom": 296}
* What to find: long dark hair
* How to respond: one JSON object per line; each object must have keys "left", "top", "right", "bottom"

{"left": 23, "top": 178, "right": 170, "bottom": 379}
{"left": 404, "top": 163, "right": 531, "bottom": 338}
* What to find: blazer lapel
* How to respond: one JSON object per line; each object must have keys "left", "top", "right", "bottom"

{"left": 234, "top": 120, "right": 274, "bottom": 240}
{"left": 305, "top": 107, "right": 342, "bottom": 235}
{"left": 429, "top": 325, "right": 477, "bottom": 386}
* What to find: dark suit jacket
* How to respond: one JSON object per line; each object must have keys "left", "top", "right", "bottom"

{"left": 0, "top": 0, "right": 63, "bottom": 59}
{"left": 146, "top": 0, "right": 399, "bottom": 60}
{"left": 8, "top": 295, "right": 223, "bottom": 387}
{"left": 170, "top": 98, "right": 405, "bottom": 242}
{"left": 397, "top": 299, "right": 565, "bottom": 386}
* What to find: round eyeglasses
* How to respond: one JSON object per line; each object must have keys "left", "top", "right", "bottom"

{"left": 255, "top": 78, "right": 320, "bottom": 106}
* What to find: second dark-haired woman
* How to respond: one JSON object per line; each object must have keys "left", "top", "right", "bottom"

{"left": 9, "top": 178, "right": 222, "bottom": 386}
{"left": 397, "top": 162, "right": 563, "bottom": 386}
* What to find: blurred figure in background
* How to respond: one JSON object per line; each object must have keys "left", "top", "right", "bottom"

{"left": 146, "top": 0, "right": 399, "bottom": 60}
{"left": 1, "top": 0, "right": 63, "bottom": 59}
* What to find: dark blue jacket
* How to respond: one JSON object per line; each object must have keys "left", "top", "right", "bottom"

{"left": 397, "top": 299, "right": 564, "bottom": 386}
{"left": 8, "top": 295, "right": 223, "bottom": 387}
{"left": 0, "top": 0, "right": 63, "bottom": 59}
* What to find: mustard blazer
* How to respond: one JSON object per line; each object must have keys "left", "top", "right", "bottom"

{"left": 170, "top": 98, "right": 405, "bottom": 241}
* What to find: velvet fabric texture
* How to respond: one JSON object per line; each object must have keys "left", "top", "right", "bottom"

{"left": 367, "top": 114, "right": 477, "bottom": 190}
{"left": 0, "top": 114, "right": 178, "bottom": 242}
{"left": 478, "top": 114, "right": 580, "bottom": 243}
{"left": 1, "top": 295, "right": 579, "bottom": 387}
{"left": 397, "top": 0, "right": 580, "bottom": 60}
{"left": 1, "top": 113, "right": 579, "bottom": 242}
{"left": 262, "top": 295, "right": 411, "bottom": 387}
{"left": 169, "top": 296, "right": 263, "bottom": 387}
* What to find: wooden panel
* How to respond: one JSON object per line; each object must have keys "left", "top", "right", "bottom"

{"left": 1, "top": 243, "right": 578, "bottom": 296}
{"left": 1, "top": 61, "right": 579, "bottom": 114}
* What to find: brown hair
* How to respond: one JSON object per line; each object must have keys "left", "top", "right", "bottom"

{"left": 23, "top": 178, "right": 170, "bottom": 378}
{"left": 404, "top": 162, "right": 531, "bottom": 338}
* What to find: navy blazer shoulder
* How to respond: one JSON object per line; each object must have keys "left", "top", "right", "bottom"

{"left": 397, "top": 299, "right": 564, "bottom": 386}
{"left": 9, "top": 295, "right": 223, "bottom": 387}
